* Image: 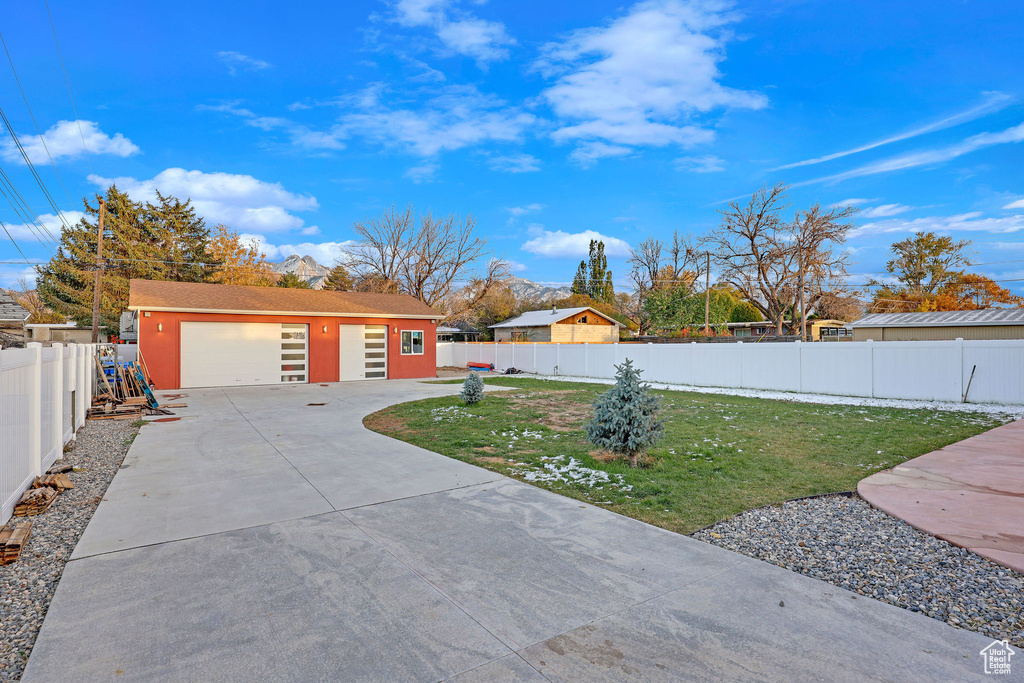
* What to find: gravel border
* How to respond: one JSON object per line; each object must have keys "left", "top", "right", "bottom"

{"left": 692, "top": 495, "right": 1024, "bottom": 648}
{"left": 0, "top": 419, "right": 139, "bottom": 680}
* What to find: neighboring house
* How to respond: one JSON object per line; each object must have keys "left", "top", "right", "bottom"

{"left": 808, "top": 319, "right": 851, "bottom": 341}
{"left": 437, "top": 324, "right": 481, "bottom": 342}
{"left": 128, "top": 279, "right": 440, "bottom": 389}
{"left": 25, "top": 322, "right": 108, "bottom": 343}
{"left": 849, "top": 309, "right": 1024, "bottom": 341}
{"left": 727, "top": 320, "right": 789, "bottom": 337}
{"left": 490, "top": 306, "right": 623, "bottom": 343}
{"left": 0, "top": 291, "right": 29, "bottom": 335}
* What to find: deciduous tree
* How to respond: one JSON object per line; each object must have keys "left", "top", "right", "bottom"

{"left": 206, "top": 225, "right": 274, "bottom": 287}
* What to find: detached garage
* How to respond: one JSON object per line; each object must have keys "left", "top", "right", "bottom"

{"left": 129, "top": 280, "right": 439, "bottom": 389}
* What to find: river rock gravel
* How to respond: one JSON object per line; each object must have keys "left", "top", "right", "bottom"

{"left": 692, "top": 494, "right": 1023, "bottom": 648}
{"left": 0, "top": 419, "right": 138, "bottom": 681}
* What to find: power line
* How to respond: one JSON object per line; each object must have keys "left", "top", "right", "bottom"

{"left": 0, "top": 27, "right": 75, "bottom": 213}
{"left": 0, "top": 217, "right": 32, "bottom": 262}
{"left": 0, "top": 169, "right": 59, "bottom": 252}
{"left": 43, "top": 0, "right": 93, "bottom": 175}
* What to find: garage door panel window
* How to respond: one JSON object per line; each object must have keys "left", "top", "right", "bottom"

{"left": 401, "top": 330, "right": 424, "bottom": 355}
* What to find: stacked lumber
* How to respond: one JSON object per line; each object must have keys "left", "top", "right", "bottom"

{"left": 13, "top": 487, "right": 57, "bottom": 516}
{"left": 0, "top": 522, "right": 32, "bottom": 566}
{"left": 31, "top": 473, "right": 74, "bottom": 491}
{"left": 89, "top": 355, "right": 181, "bottom": 420}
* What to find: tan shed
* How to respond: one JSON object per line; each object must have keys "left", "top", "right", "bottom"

{"left": 849, "top": 309, "right": 1024, "bottom": 341}
{"left": 490, "top": 306, "right": 623, "bottom": 343}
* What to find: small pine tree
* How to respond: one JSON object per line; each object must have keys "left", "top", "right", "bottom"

{"left": 460, "top": 372, "right": 485, "bottom": 405}
{"left": 585, "top": 359, "right": 663, "bottom": 466}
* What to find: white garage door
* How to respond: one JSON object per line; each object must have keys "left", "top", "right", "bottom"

{"left": 339, "top": 324, "right": 387, "bottom": 381}
{"left": 180, "top": 322, "right": 308, "bottom": 388}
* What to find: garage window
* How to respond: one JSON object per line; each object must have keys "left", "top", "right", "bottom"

{"left": 401, "top": 330, "right": 423, "bottom": 355}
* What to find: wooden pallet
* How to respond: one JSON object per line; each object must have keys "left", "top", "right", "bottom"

{"left": 0, "top": 522, "right": 32, "bottom": 566}
{"left": 13, "top": 487, "right": 57, "bottom": 516}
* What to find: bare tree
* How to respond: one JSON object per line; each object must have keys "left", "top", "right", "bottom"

{"left": 709, "top": 184, "right": 857, "bottom": 334}
{"left": 347, "top": 205, "right": 507, "bottom": 309}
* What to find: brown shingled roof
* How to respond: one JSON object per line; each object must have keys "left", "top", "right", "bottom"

{"left": 128, "top": 280, "right": 440, "bottom": 319}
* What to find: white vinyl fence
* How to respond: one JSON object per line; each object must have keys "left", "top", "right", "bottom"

{"left": 437, "top": 339, "right": 1024, "bottom": 406}
{"left": 1, "top": 343, "right": 97, "bottom": 524}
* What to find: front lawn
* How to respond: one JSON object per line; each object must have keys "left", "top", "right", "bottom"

{"left": 364, "top": 377, "right": 1009, "bottom": 534}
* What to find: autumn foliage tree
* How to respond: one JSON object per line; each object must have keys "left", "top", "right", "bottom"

{"left": 868, "top": 232, "right": 1020, "bottom": 312}
{"left": 206, "top": 225, "right": 274, "bottom": 286}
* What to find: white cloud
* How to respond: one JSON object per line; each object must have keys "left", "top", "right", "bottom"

{"left": 0, "top": 211, "right": 85, "bottom": 243}
{"left": 522, "top": 226, "right": 632, "bottom": 258}
{"left": 88, "top": 168, "right": 318, "bottom": 233}
{"left": 241, "top": 234, "right": 358, "bottom": 265}
{"left": 1, "top": 120, "right": 139, "bottom": 165}
{"left": 198, "top": 102, "right": 347, "bottom": 152}
{"left": 859, "top": 204, "right": 915, "bottom": 218}
{"left": 218, "top": 51, "right": 272, "bottom": 75}
{"left": 830, "top": 197, "right": 878, "bottom": 208}
{"left": 775, "top": 91, "right": 1013, "bottom": 170}
{"left": 0, "top": 265, "right": 40, "bottom": 289}
{"left": 849, "top": 212, "right": 1024, "bottom": 239}
{"left": 403, "top": 162, "right": 439, "bottom": 183}
{"left": 569, "top": 141, "right": 633, "bottom": 167}
{"left": 488, "top": 153, "right": 541, "bottom": 173}
{"left": 674, "top": 155, "right": 725, "bottom": 173}
{"left": 1004, "top": 198, "right": 1024, "bottom": 210}
{"left": 505, "top": 203, "right": 544, "bottom": 226}
{"left": 392, "top": 0, "right": 514, "bottom": 66}
{"left": 537, "top": 0, "right": 766, "bottom": 162}
{"left": 492, "top": 257, "right": 527, "bottom": 272}
{"left": 339, "top": 84, "right": 534, "bottom": 157}
{"left": 799, "top": 121, "right": 1024, "bottom": 186}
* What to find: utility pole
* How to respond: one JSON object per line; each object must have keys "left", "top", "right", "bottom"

{"left": 90, "top": 198, "right": 106, "bottom": 343}
{"left": 703, "top": 251, "right": 711, "bottom": 335}
{"left": 797, "top": 237, "right": 806, "bottom": 342}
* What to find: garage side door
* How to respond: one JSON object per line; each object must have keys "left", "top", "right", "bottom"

{"left": 180, "top": 322, "right": 308, "bottom": 388}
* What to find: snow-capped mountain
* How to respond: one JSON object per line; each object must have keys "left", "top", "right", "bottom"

{"left": 270, "top": 254, "right": 329, "bottom": 289}
{"left": 506, "top": 276, "right": 572, "bottom": 303}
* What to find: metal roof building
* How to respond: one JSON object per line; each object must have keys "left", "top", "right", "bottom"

{"left": 849, "top": 308, "right": 1024, "bottom": 341}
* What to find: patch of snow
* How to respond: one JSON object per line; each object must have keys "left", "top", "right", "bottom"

{"left": 510, "top": 455, "right": 633, "bottom": 492}
{"left": 528, "top": 375, "right": 1024, "bottom": 420}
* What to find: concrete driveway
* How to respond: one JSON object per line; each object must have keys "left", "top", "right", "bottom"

{"left": 24, "top": 380, "right": 993, "bottom": 681}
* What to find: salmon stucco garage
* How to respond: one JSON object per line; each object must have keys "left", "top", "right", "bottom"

{"left": 128, "top": 280, "right": 440, "bottom": 389}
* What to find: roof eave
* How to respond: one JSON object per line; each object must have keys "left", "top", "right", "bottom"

{"left": 127, "top": 305, "right": 438, "bottom": 319}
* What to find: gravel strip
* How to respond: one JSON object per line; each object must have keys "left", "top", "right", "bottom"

{"left": 0, "top": 419, "right": 138, "bottom": 681}
{"left": 692, "top": 495, "right": 1023, "bottom": 647}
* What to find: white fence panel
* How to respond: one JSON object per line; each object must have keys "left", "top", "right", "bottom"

{"left": 435, "top": 342, "right": 454, "bottom": 367}
{"left": 693, "top": 344, "right": 743, "bottom": 388}
{"left": 1, "top": 343, "right": 97, "bottom": 525}
{"left": 557, "top": 344, "right": 588, "bottom": 377}
{"left": 962, "top": 341, "right": 1024, "bottom": 404}
{"left": 437, "top": 339, "right": 1024, "bottom": 406}
{"left": 740, "top": 342, "right": 801, "bottom": 392}
{"left": 873, "top": 341, "right": 962, "bottom": 402}
{"left": 800, "top": 342, "right": 873, "bottom": 397}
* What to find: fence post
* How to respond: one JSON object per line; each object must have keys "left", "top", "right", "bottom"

{"left": 737, "top": 341, "right": 743, "bottom": 388}
{"left": 52, "top": 343, "right": 64, "bottom": 459}
{"left": 956, "top": 337, "right": 965, "bottom": 402}
{"left": 555, "top": 343, "right": 560, "bottom": 376}
{"left": 76, "top": 344, "right": 87, "bottom": 432}
{"left": 647, "top": 342, "right": 652, "bottom": 375}
{"left": 27, "top": 342, "right": 43, "bottom": 477}
{"left": 866, "top": 339, "right": 874, "bottom": 398}
{"left": 584, "top": 343, "right": 589, "bottom": 376}
{"left": 533, "top": 343, "right": 537, "bottom": 374}
{"left": 87, "top": 344, "right": 96, "bottom": 407}
{"left": 690, "top": 341, "right": 697, "bottom": 387}
{"left": 795, "top": 339, "right": 802, "bottom": 393}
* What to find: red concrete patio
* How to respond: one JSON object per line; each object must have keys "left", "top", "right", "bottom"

{"left": 859, "top": 418, "right": 1024, "bottom": 574}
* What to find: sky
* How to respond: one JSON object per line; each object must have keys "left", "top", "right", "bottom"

{"left": 1, "top": 0, "right": 1022, "bottom": 296}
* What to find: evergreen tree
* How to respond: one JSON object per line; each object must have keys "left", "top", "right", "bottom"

{"left": 571, "top": 260, "right": 589, "bottom": 296}
{"left": 147, "top": 190, "right": 211, "bottom": 283}
{"left": 276, "top": 272, "right": 312, "bottom": 288}
{"left": 322, "top": 263, "right": 354, "bottom": 291}
{"left": 585, "top": 359, "right": 663, "bottom": 467}
{"left": 37, "top": 186, "right": 159, "bottom": 333}
{"left": 460, "top": 372, "right": 485, "bottom": 405}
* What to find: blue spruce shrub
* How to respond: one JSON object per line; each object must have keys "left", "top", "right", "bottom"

{"left": 460, "top": 372, "right": 485, "bottom": 405}
{"left": 585, "top": 359, "right": 663, "bottom": 466}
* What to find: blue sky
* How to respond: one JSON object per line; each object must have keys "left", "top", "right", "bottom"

{"left": 1, "top": 0, "right": 1022, "bottom": 294}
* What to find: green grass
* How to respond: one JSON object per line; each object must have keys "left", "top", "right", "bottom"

{"left": 364, "top": 377, "right": 1010, "bottom": 534}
